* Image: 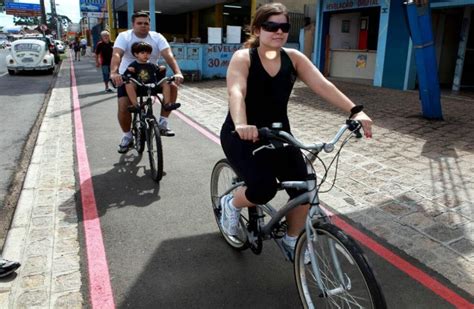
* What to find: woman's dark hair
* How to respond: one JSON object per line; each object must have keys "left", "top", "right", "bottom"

{"left": 244, "top": 3, "right": 289, "bottom": 48}
{"left": 132, "top": 11, "right": 150, "bottom": 23}
{"left": 131, "top": 41, "right": 152, "bottom": 55}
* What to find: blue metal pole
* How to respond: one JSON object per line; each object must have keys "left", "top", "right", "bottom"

{"left": 405, "top": 1, "right": 443, "bottom": 120}
{"left": 127, "top": 1, "right": 134, "bottom": 29}
{"left": 149, "top": 0, "right": 156, "bottom": 31}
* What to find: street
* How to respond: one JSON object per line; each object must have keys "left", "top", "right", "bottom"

{"left": 0, "top": 49, "right": 7, "bottom": 74}
{"left": 0, "top": 53, "right": 472, "bottom": 308}
{"left": 0, "top": 53, "right": 55, "bottom": 241}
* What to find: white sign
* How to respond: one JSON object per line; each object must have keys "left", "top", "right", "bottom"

{"left": 226, "top": 26, "right": 241, "bottom": 44}
{"left": 208, "top": 27, "right": 222, "bottom": 44}
{"left": 82, "top": 12, "right": 106, "bottom": 18}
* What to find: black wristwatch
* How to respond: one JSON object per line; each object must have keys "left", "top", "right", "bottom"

{"left": 349, "top": 105, "right": 364, "bottom": 119}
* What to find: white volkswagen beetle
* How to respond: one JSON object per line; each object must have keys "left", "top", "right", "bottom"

{"left": 6, "top": 38, "right": 55, "bottom": 75}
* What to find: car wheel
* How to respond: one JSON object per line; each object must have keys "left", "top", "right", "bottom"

{"left": 8, "top": 69, "right": 15, "bottom": 75}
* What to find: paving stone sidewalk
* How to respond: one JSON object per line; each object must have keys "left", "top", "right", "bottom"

{"left": 0, "top": 60, "right": 83, "bottom": 308}
{"left": 177, "top": 79, "right": 473, "bottom": 295}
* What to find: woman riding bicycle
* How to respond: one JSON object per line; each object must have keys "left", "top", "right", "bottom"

{"left": 220, "top": 2, "right": 373, "bottom": 257}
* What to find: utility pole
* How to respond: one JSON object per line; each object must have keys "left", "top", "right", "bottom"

{"left": 106, "top": 0, "right": 116, "bottom": 40}
{"left": 40, "top": 0, "right": 47, "bottom": 26}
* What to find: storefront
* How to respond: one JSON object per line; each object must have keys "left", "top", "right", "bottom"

{"left": 314, "top": 0, "right": 381, "bottom": 81}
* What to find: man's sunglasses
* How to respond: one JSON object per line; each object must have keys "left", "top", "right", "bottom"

{"left": 261, "top": 21, "right": 291, "bottom": 33}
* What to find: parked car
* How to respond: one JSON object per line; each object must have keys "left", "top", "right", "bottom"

{"left": 21, "top": 34, "right": 60, "bottom": 64}
{"left": 54, "top": 40, "right": 65, "bottom": 53}
{"left": 6, "top": 38, "right": 55, "bottom": 75}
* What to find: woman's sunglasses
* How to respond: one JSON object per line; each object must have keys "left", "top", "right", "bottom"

{"left": 261, "top": 21, "right": 291, "bottom": 33}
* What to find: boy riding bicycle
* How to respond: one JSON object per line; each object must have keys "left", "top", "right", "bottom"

{"left": 119, "top": 42, "right": 181, "bottom": 153}
{"left": 125, "top": 42, "right": 180, "bottom": 110}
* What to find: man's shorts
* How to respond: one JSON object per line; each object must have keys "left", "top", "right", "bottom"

{"left": 101, "top": 65, "right": 110, "bottom": 82}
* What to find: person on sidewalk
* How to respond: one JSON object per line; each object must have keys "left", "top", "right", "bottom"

{"left": 110, "top": 11, "right": 184, "bottom": 153}
{"left": 95, "top": 30, "right": 114, "bottom": 93}
{"left": 219, "top": 3, "right": 373, "bottom": 259}
{"left": 73, "top": 36, "right": 81, "bottom": 61}
{"left": 0, "top": 256, "right": 20, "bottom": 278}
{"left": 80, "top": 37, "right": 87, "bottom": 56}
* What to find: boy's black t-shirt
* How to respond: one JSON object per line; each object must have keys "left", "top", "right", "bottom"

{"left": 124, "top": 61, "right": 159, "bottom": 84}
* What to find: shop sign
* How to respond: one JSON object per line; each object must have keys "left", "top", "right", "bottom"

{"left": 203, "top": 44, "right": 240, "bottom": 78}
{"left": 323, "top": 0, "right": 380, "bottom": 12}
{"left": 80, "top": 0, "right": 106, "bottom": 13}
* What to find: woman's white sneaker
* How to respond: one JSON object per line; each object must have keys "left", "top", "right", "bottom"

{"left": 219, "top": 194, "right": 241, "bottom": 236}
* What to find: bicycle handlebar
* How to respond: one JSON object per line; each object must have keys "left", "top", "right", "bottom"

{"left": 109, "top": 74, "right": 175, "bottom": 89}
{"left": 250, "top": 120, "right": 362, "bottom": 154}
{"left": 122, "top": 74, "right": 175, "bottom": 88}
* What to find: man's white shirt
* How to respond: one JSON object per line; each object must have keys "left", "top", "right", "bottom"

{"left": 114, "top": 30, "right": 170, "bottom": 74}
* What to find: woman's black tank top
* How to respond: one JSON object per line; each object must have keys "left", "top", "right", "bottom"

{"left": 223, "top": 47, "right": 297, "bottom": 133}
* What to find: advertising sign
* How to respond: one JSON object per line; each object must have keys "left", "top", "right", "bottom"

{"left": 5, "top": 1, "right": 41, "bottom": 17}
{"left": 323, "top": 0, "right": 380, "bottom": 12}
{"left": 80, "top": 0, "right": 106, "bottom": 12}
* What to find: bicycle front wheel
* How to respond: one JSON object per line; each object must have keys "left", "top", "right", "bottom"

{"left": 294, "top": 223, "right": 386, "bottom": 309}
{"left": 147, "top": 121, "right": 163, "bottom": 182}
{"left": 133, "top": 119, "right": 146, "bottom": 154}
{"left": 210, "top": 159, "right": 249, "bottom": 250}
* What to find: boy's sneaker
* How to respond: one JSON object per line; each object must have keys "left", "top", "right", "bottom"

{"left": 105, "top": 88, "right": 114, "bottom": 93}
{"left": 282, "top": 235, "right": 311, "bottom": 264}
{"left": 0, "top": 258, "right": 21, "bottom": 278}
{"left": 118, "top": 135, "right": 133, "bottom": 153}
{"left": 219, "top": 194, "right": 241, "bottom": 236}
{"left": 162, "top": 102, "right": 181, "bottom": 112}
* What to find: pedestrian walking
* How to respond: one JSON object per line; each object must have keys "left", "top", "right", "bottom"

{"left": 95, "top": 30, "right": 114, "bottom": 93}
{"left": 73, "top": 36, "right": 81, "bottom": 61}
{"left": 80, "top": 37, "right": 87, "bottom": 56}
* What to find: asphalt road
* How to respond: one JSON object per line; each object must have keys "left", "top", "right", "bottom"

{"left": 72, "top": 57, "right": 464, "bottom": 308}
{"left": 0, "top": 60, "right": 55, "bottom": 211}
{"left": 0, "top": 49, "right": 7, "bottom": 73}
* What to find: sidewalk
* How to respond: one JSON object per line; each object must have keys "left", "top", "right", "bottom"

{"left": 0, "top": 54, "right": 472, "bottom": 307}
{"left": 177, "top": 79, "right": 473, "bottom": 295}
{"left": 0, "top": 58, "right": 83, "bottom": 307}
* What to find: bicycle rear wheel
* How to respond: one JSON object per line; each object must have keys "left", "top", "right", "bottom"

{"left": 147, "top": 121, "right": 163, "bottom": 182}
{"left": 294, "top": 223, "right": 386, "bottom": 309}
{"left": 210, "top": 159, "right": 249, "bottom": 250}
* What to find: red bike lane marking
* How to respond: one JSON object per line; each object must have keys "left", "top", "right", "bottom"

{"left": 70, "top": 57, "right": 115, "bottom": 308}
{"left": 173, "top": 110, "right": 473, "bottom": 309}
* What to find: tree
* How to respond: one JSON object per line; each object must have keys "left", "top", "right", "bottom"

{"left": 13, "top": 14, "right": 71, "bottom": 29}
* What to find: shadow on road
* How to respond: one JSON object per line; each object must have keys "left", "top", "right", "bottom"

{"left": 86, "top": 154, "right": 161, "bottom": 217}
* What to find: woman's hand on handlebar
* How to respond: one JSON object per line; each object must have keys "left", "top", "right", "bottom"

{"left": 352, "top": 112, "right": 373, "bottom": 138}
{"left": 110, "top": 72, "right": 123, "bottom": 87}
{"left": 235, "top": 124, "right": 259, "bottom": 142}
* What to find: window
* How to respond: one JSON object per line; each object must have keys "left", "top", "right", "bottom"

{"left": 341, "top": 20, "right": 350, "bottom": 33}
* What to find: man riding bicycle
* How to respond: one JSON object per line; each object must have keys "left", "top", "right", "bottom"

{"left": 110, "top": 11, "right": 184, "bottom": 154}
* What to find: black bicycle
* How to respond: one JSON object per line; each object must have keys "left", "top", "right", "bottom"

{"left": 121, "top": 75, "right": 176, "bottom": 182}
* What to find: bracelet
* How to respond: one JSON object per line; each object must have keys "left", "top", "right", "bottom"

{"left": 349, "top": 105, "right": 364, "bottom": 119}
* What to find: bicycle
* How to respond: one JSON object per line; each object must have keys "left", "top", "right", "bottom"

{"left": 120, "top": 74, "right": 176, "bottom": 182}
{"left": 210, "top": 120, "right": 386, "bottom": 308}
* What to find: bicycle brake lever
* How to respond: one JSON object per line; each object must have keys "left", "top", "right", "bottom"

{"left": 252, "top": 144, "right": 276, "bottom": 155}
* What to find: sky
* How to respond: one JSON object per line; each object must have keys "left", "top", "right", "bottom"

{"left": 0, "top": 0, "right": 81, "bottom": 28}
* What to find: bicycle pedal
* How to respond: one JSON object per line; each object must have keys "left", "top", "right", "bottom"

{"left": 274, "top": 221, "right": 288, "bottom": 238}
